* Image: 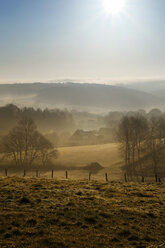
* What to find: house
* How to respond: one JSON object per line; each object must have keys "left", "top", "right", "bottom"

{"left": 70, "top": 129, "right": 99, "bottom": 146}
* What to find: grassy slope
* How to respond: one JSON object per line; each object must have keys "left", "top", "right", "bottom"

{"left": 0, "top": 143, "right": 123, "bottom": 180}
{"left": 0, "top": 178, "right": 164, "bottom": 248}
{"left": 53, "top": 143, "right": 123, "bottom": 181}
{"left": 56, "top": 143, "right": 122, "bottom": 170}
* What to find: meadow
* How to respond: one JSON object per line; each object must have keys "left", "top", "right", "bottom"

{"left": 56, "top": 143, "right": 121, "bottom": 169}
{"left": 0, "top": 144, "right": 165, "bottom": 247}
{"left": 54, "top": 143, "right": 123, "bottom": 181}
{"left": 0, "top": 178, "right": 164, "bottom": 248}
{"left": 0, "top": 143, "right": 123, "bottom": 181}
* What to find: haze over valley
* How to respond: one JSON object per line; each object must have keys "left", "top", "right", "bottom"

{"left": 1, "top": 80, "right": 165, "bottom": 112}
{"left": 1, "top": 0, "right": 165, "bottom": 247}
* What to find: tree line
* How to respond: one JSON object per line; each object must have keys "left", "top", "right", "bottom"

{"left": 0, "top": 104, "right": 75, "bottom": 135}
{"left": 118, "top": 111, "right": 165, "bottom": 178}
{"left": 0, "top": 118, "right": 57, "bottom": 168}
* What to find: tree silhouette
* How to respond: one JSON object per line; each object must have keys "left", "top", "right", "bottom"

{"left": 1, "top": 118, "right": 57, "bottom": 167}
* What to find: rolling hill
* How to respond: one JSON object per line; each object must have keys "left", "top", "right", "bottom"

{"left": 0, "top": 82, "right": 165, "bottom": 111}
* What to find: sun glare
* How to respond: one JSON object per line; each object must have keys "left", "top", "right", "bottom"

{"left": 102, "top": 0, "right": 125, "bottom": 15}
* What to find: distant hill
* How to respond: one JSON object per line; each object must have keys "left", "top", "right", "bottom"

{"left": 120, "top": 80, "right": 165, "bottom": 93}
{"left": 0, "top": 82, "right": 165, "bottom": 112}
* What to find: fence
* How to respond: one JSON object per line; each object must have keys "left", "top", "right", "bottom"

{"left": 0, "top": 168, "right": 165, "bottom": 183}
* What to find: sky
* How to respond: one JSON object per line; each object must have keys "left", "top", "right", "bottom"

{"left": 0, "top": 0, "right": 165, "bottom": 83}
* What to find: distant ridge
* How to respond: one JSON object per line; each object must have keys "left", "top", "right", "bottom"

{"left": 0, "top": 82, "right": 165, "bottom": 111}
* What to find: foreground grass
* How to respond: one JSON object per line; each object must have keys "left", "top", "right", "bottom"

{"left": 0, "top": 178, "right": 164, "bottom": 248}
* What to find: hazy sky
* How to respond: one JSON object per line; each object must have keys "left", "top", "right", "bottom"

{"left": 0, "top": 0, "right": 165, "bottom": 83}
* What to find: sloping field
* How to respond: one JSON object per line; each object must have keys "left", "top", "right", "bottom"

{"left": 56, "top": 143, "right": 122, "bottom": 171}
{"left": 0, "top": 178, "right": 164, "bottom": 248}
{"left": 54, "top": 143, "right": 123, "bottom": 181}
{"left": 0, "top": 144, "right": 123, "bottom": 181}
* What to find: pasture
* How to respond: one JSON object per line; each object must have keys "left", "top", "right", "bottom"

{"left": 56, "top": 143, "right": 121, "bottom": 168}
{"left": 55, "top": 143, "right": 123, "bottom": 180}
{"left": 0, "top": 178, "right": 164, "bottom": 248}
{"left": 0, "top": 143, "right": 123, "bottom": 181}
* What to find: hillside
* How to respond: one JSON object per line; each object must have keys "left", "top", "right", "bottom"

{"left": 55, "top": 143, "right": 122, "bottom": 180}
{"left": 56, "top": 143, "right": 120, "bottom": 167}
{"left": 0, "top": 178, "right": 164, "bottom": 248}
{"left": 0, "top": 82, "right": 164, "bottom": 111}
{"left": 0, "top": 144, "right": 122, "bottom": 181}
{"left": 121, "top": 80, "right": 165, "bottom": 103}
{"left": 121, "top": 80, "right": 165, "bottom": 93}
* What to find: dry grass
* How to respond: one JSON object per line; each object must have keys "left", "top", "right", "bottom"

{"left": 0, "top": 143, "right": 123, "bottom": 181}
{"left": 56, "top": 143, "right": 122, "bottom": 171}
{"left": 0, "top": 177, "right": 164, "bottom": 248}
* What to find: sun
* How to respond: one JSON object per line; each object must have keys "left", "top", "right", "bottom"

{"left": 102, "top": 0, "right": 125, "bottom": 15}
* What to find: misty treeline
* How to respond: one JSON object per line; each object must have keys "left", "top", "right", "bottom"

{"left": 0, "top": 117, "right": 57, "bottom": 167}
{"left": 0, "top": 104, "right": 76, "bottom": 147}
{"left": 1, "top": 104, "right": 165, "bottom": 149}
{"left": 0, "top": 104, "right": 113, "bottom": 146}
{"left": 118, "top": 109, "right": 165, "bottom": 178}
{"left": 0, "top": 104, "right": 74, "bottom": 134}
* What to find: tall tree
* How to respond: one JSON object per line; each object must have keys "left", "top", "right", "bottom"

{"left": 118, "top": 116, "right": 132, "bottom": 176}
{"left": 1, "top": 118, "right": 57, "bottom": 167}
{"left": 118, "top": 115, "right": 148, "bottom": 177}
{"left": 146, "top": 117, "right": 165, "bottom": 175}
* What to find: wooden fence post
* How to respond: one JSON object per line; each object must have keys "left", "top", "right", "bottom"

{"left": 5, "top": 168, "right": 7, "bottom": 177}
{"left": 142, "top": 176, "right": 144, "bottom": 183}
{"left": 51, "top": 170, "right": 54, "bottom": 179}
{"left": 89, "top": 172, "right": 91, "bottom": 181}
{"left": 124, "top": 173, "right": 127, "bottom": 182}
{"left": 23, "top": 170, "right": 26, "bottom": 177}
{"left": 155, "top": 174, "right": 158, "bottom": 183}
{"left": 66, "top": 171, "right": 68, "bottom": 179}
{"left": 158, "top": 178, "right": 161, "bottom": 183}
{"left": 105, "top": 173, "right": 108, "bottom": 182}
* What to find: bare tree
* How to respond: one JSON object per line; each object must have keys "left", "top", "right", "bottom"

{"left": 146, "top": 117, "right": 165, "bottom": 175}
{"left": 118, "top": 114, "right": 148, "bottom": 178}
{"left": 118, "top": 116, "right": 132, "bottom": 176}
{"left": 1, "top": 118, "right": 57, "bottom": 167}
{"left": 37, "top": 134, "right": 58, "bottom": 166}
{"left": 131, "top": 115, "right": 148, "bottom": 174}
